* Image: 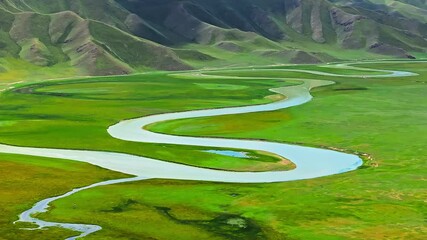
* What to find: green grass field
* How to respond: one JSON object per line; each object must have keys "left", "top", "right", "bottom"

{"left": 0, "top": 71, "right": 298, "bottom": 172}
{"left": 0, "top": 153, "right": 128, "bottom": 240}
{"left": 0, "top": 61, "right": 426, "bottom": 239}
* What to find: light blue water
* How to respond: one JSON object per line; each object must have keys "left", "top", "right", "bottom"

{"left": 204, "top": 150, "right": 251, "bottom": 158}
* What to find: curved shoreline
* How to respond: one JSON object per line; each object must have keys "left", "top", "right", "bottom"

{"left": 2, "top": 62, "right": 416, "bottom": 239}
{"left": 15, "top": 177, "right": 147, "bottom": 240}
{"left": 107, "top": 79, "right": 363, "bottom": 182}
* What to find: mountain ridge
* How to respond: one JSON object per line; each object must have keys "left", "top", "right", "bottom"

{"left": 0, "top": 0, "right": 426, "bottom": 76}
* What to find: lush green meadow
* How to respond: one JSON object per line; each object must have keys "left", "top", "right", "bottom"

{"left": 0, "top": 72, "right": 298, "bottom": 172}
{"left": 0, "top": 62, "right": 426, "bottom": 239}
{"left": 0, "top": 153, "right": 128, "bottom": 240}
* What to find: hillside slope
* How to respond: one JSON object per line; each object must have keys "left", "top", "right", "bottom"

{"left": 115, "top": 0, "right": 426, "bottom": 57}
{"left": 0, "top": 5, "right": 191, "bottom": 76}
{"left": 0, "top": 0, "right": 426, "bottom": 77}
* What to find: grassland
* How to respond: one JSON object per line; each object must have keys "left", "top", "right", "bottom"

{"left": 0, "top": 58, "right": 77, "bottom": 86}
{"left": 0, "top": 153, "right": 128, "bottom": 240}
{"left": 0, "top": 61, "right": 426, "bottom": 239}
{"left": 0, "top": 71, "right": 298, "bottom": 172}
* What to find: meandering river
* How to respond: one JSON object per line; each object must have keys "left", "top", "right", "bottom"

{"left": 0, "top": 62, "right": 417, "bottom": 239}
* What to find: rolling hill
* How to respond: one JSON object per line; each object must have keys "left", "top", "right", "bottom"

{"left": 0, "top": 0, "right": 426, "bottom": 76}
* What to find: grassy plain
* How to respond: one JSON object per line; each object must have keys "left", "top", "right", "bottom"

{"left": 0, "top": 153, "right": 128, "bottom": 240}
{"left": 0, "top": 71, "right": 298, "bottom": 172}
{"left": 0, "top": 58, "right": 77, "bottom": 86}
{"left": 0, "top": 62, "right": 426, "bottom": 239}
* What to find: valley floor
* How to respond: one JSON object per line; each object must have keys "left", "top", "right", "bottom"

{"left": 0, "top": 61, "right": 426, "bottom": 239}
